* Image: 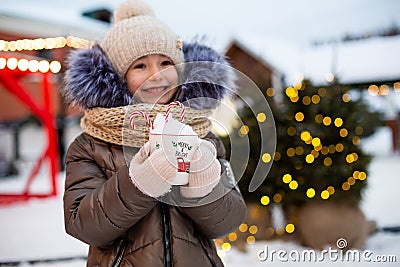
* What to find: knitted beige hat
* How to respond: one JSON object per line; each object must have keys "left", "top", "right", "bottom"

{"left": 100, "top": 0, "right": 184, "bottom": 77}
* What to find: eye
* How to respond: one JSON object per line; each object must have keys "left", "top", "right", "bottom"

{"left": 133, "top": 63, "right": 145, "bottom": 69}
{"left": 161, "top": 60, "right": 173, "bottom": 66}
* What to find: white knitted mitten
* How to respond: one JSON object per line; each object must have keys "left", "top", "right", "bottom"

{"left": 180, "top": 140, "right": 221, "bottom": 198}
{"left": 129, "top": 142, "right": 177, "bottom": 198}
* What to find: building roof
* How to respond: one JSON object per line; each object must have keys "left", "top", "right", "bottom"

{"left": 232, "top": 34, "right": 400, "bottom": 86}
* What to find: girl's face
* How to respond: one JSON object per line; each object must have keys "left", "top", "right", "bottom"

{"left": 126, "top": 54, "right": 179, "bottom": 104}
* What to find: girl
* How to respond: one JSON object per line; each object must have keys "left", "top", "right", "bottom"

{"left": 62, "top": 0, "right": 247, "bottom": 266}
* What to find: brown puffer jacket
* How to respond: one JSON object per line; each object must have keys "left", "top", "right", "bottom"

{"left": 63, "top": 132, "right": 247, "bottom": 267}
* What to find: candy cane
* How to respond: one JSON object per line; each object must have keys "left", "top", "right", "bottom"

{"left": 165, "top": 101, "right": 185, "bottom": 122}
{"left": 130, "top": 111, "right": 153, "bottom": 130}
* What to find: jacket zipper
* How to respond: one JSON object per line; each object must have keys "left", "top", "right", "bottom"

{"left": 112, "top": 238, "right": 128, "bottom": 267}
{"left": 160, "top": 203, "right": 173, "bottom": 267}
{"left": 196, "top": 235, "right": 217, "bottom": 267}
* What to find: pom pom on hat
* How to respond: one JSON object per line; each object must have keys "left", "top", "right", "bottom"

{"left": 113, "top": 0, "right": 155, "bottom": 23}
{"left": 101, "top": 0, "right": 184, "bottom": 77}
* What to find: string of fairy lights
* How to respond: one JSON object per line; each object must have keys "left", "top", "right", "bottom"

{"left": 0, "top": 36, "right": 91, "bottom": 74}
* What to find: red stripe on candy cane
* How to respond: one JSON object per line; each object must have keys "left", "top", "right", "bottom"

{"left": 130, "top": 111, "right": 153, "bottom": 130}
{"left": 165, "top": 101, "right": 185, "bottom": 122}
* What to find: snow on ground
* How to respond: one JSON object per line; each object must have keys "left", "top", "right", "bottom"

{"left": 0, "top": 124, "right": 399, "bottom": 266}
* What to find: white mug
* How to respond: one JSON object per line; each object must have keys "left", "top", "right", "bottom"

{"left": 149, "top": 133, "right": 217, "bottom": 185}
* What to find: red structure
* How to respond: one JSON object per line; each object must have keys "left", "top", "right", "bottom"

{"left": 0, "top": 66, "right": 59, "bottom": 204}
{"left": 177, "top": 157, "right": 190, "bottom": 173}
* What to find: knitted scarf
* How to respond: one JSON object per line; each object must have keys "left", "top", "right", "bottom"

{"left": 80, "top": 104, "right": 213, "bottom": 148}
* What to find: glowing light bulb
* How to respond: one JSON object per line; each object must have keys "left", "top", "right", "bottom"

{"left": 257, "top": 112, "right": 267, "bottom": 122}
{"left": 315, "top": 114, "right": 323, "bottom": 123}
{"left": 289, "top": 180, "right": 298, "bottom": 190}
{"left": 262, "top": 153, "right": 271, "bottom": 163}
{"left": 282, "top": 174, "right": 292, "bottom": 184}
{"left": 347, "top": 177, "right": 356, "bottom": 185}
{"left": 355, "top": 126, "right": 363, "bottom": 135}
{"left": 318, "top": 87, "right": 327, "bottom": 97}
{"left": 260, "top": 196, "right": 270, "bottom": 205}
{"left": 306, "top": 188, "right": 315, "bottom": 198}
{"left": 394, "top": 82, "right": 400, "bottom": 93}
{"left": 312, "top": 137, "right": 321, "bottom": 147}
{"left": 300, "top": 131, "right": 311, "bottom": 141}
{"left": 325, "top": 73, "right": 335, "bottom": 82}
{"left": 335, "top": 143, "right": 344, "bottom": 152}
{"left": 295, "top": 146, "right": 304, "bottom": 155}
{"left": 266, "top": 87, "right": 275, "bottom": 97}
{"left": 340, "top": 128, "right": 348, "bottom": 137}
{"left": 228, "top": 233, "right": 237, "bottom": 242}
{"left": 342, "top": 182, "right": 350, "bottom": 191}
{"left": 286, "top": 87, "right": 297, "bottom": 98}
{"left": 0, "top": 57, "right": 6, "bottom": 69}
{"left": 273, "top": 193, "right": 282, "bottom": 203}
{"left": 334, "top": 118, "right": 343, "bottom": 127}
{"left": 327, "top": 186, "right": 335, "bottom": 195}
{"left": 28, "top": 60, "right": 39, "bottom": 72}
{"left": 238, "top": 224, "right": 248, "bottom": 233}
{"left": 305, "top": 154, "right": 314, "bottom": 163}
{"left": 249, "top": 225, "right": 258, "bottom": 235}
{"left": 323, "top": 117, "right": 332, "bottom": 126}
{"left": 287, "top": 148, "right": 295, "bottom": 157}
{"left": 239, "top": 125, "right": 249, "bottom": 136}
{"left": 49, "top": 61, "right": 61, "bottom": 73}
{"left": 346, "top": 154, "right": 354, "bottom": 163}
{"left": 368, "top": 85, "right": 379, "bottom": 96}
{"left": 302, "top": 96, "right": 311, "bottom": 105}
{"left": 379, "top": 85, "right": 390, "bottom": 95}
{"left": 324, "top": 157, "right": 332, "bottom": 166}
{"left": 6, "top": 58, "right": 18, "bottom": 70}
{"left": 321, "top": 190, "right": 330, "bottom": 199}
{"left": 221, "top": 242, "right": 231, "bottom": 251}
{"left": 0, "top": 40, "right": 5, "bottom": 51}
{"left": 17, "top": 59, "right": 29, "bottom": 71}
{"left": 285, "top": 223, "right": 295, "bottom": 234}
{"left": 342, "top": 93, "right": 351, "bottom": 102}
{"left": 295, "top": 112, "right": 304, "bottom": 122}
{"left": 311, "top": 95, "right": 320, "bottom": 104}
{"left": 287, "top": 127, "right": 296, "bottom": 136}
{"left": 246, "top": 236, "right": 256, "bottom": 244}
{"left": 38, "top": 60, "right": 50, "bottom": 73}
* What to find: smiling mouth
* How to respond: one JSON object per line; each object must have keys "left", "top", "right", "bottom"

{"left": 142, "top": 86, "right": 169, "bottom": 93}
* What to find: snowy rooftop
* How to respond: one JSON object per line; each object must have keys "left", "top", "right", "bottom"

{"left": 232, "top": 34, "right": 400, "bottom": 86}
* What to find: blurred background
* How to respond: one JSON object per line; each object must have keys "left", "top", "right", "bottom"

{"left": 0, "top": 0, "right": 399, "bottom": 266}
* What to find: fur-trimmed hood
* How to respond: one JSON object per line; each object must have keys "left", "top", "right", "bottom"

{"left": 63, "top": 42, "right": 236, "bottom": 110}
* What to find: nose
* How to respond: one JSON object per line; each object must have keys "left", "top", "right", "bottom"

{"left": 149, "top": 65, "right": 162, "bottom": 81}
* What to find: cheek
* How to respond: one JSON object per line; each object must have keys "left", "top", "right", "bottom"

{"left": 126, "top": 73, "right": 145, "bottom": 95}
{"left": 127, "top": 79, "right": 140, "bottom": 95}
{"left": 165, "top": 68, "right": 179, "bottom": 86}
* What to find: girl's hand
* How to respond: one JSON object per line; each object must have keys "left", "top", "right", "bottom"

{"left": 129, "top": 142, "right": 177, "bottom": 198}
{"left": 180, "top": 140, "right": 221, "bottom": 198}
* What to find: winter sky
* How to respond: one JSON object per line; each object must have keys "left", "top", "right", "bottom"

{"left": 146, "top": 0, "right": 400, "bottom": 48}
{"left": 1, "top": 0, "right": 400, "bottom": 49}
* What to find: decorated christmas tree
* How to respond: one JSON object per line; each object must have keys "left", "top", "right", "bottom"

{"left": 218, "top": 78, "right": 383, "bottom": 249}
{"left": 260, "top": 79, "right": 382, "bottom": 209}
